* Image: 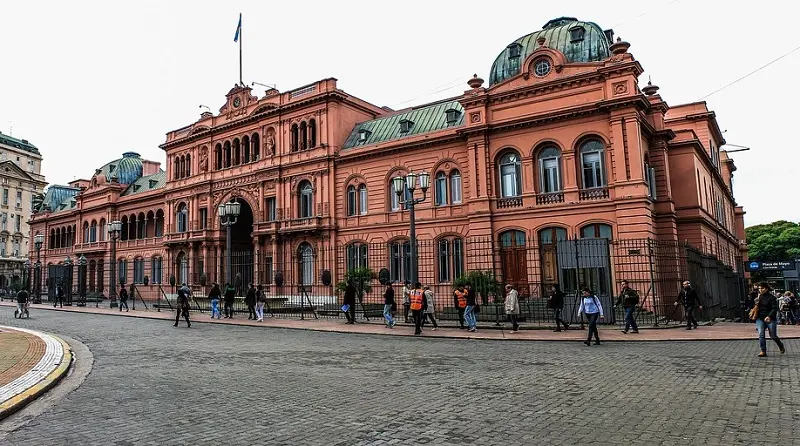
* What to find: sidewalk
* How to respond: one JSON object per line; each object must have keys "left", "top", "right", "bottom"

{"left": 4, "top": 301, "right": 800, "bottom": 342}
{"left": 0, "top": 325, "right": 72, "bottom": 420}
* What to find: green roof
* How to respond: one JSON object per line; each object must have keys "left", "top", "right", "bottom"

{"left": 489, "top": 17, "right": 611, "bottom": 86}
{"left": 42, "top": 185, "right": 80, "bottom": 214}
{"left": 0, "top": 132, "right": 40, "bottom": 155}
{"left": 122, "top": 170, "right": 166, "bottom": 196}
{"left": 343, "top": 100, "right": 464, "bottom": 149}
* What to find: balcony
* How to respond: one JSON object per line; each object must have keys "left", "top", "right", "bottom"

{"left": 116, "top": 237, "right": 163, "bottom": 249}
{"left": 496, "top": 197, "right": 523, "bottom": 209}
{"left": 535, "top": 192, "right": 565, "bottom": 205}
{"left": 579, "top": 187, "right": 609, "bottom": 201}
{"left": 74, "top": 241, "right": 109, "bottom": 253}
{"left": 254, "top": 220, "right": 280, "bottom": 234}
{"left": 280, "top": 216, "right": 325, "bottom": 233}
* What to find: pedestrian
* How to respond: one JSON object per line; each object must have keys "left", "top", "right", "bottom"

{"left": 505, "top": 284, "right": 520, "bottom": 333}
{"left": 54, "top": 283, "right": 63, "bottom": 308}
{"left": 15, "top": 288, "right": 29, "bottom": 319}
{"left": 255, "top": 285, "right": 266, "bottom": 322}
{"left": 343, "top": 279, "right": 356, "bottom": 324}
{"left": 410, "top": 282, "right": 427, "bottom": 335}
{"left": 245, "top": 283, "right": 257, "bottom": 320}
{"left": 750, "top": 282, "right": 786, "bottom": 357}
{"left": 119, "top": 286, "right": 130, "bottom": 312}
{"left": 402, "top": 281, "right": 412, "bottom": 323}
{"left": 223, "top": 282, "right": 236, "bottom": 318}
{"left": 547, "top": 284, "right": 568, "bottom": 332}
{"left": 615, "top": 280, "right": 639, "bottom": 334}
{"left": 383, "top": 282, "right": 396, "bottom": 328}
{"left": 174, "top": 282, "right": 191, "bottom": 328}
{"left": 778, "top": 291, "right": 795, "bottom": 325}
{"left": 421, "top": 285, "right": 438, "bottom": 330}
{"left": 675, "top": 280, "right": 703, "bottom": 330}
{"left": 577, "top": 287, "right": 603, "bottom": 346}
{"left": 464, "top": 284, "right": 478, "bottom": 332}
{"left": 208, "top": 283, "right": 222, "bottom": 319}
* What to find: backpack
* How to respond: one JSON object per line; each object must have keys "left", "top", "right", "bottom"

{"left": 629, "top": 290, "right": 640, "bottom": 306}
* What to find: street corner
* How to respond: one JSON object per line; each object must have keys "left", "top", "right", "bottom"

{"left": 0, "top": 325, "right": 73, "bottom": 420}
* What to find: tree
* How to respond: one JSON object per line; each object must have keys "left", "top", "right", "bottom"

{"left": 335, "top": 267, "right": 374, "bottom": 302}
{"left": 746, "top": 220, "right": 800, "bottom": 261}
{"left": 454, "top": 270, "right": 501, "bottom": 305}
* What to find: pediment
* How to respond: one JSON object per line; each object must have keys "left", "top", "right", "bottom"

{"left": 0, "top": 161, "right": 35, "bottom": 183}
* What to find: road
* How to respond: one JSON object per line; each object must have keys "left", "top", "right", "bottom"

{"left": 1, "top": 309, "right": 798, "bottom": 445}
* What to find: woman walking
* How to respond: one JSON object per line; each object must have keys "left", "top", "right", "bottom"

{"left": 209, "top": 283, "right": 222, "bottom": 319}
{"left": 577, "top": 287, "right": 603, "bottom": 346}
{"left": 422, "top": 286, "right": 438, "bottom": 330}
{"left": 751, "top": 282, "right": 786, "bottom": 357}
{"left": 383, "top": 282, "right": 396, "bottom": 328}
{"left": 505, "top": 284, "right": 520, "bottom": 333}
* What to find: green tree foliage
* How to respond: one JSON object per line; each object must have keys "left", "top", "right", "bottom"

{"left": 453, "top": 270, "right": 501, "bottom": 305}
{"left": 335, "top": 267, "right": 374, "bottom": 301}
{"left": 746, "top": 220, "right": 800, "bottom": 261}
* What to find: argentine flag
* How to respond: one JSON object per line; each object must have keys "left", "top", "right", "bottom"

{"left": 234, "top": 13, "right": 242, "bottom": 42}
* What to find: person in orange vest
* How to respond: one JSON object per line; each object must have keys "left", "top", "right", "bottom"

{"left": 453, "top": 286, "right": 467, "bottom": 329}
{"left": 410, "top": 281, "right": 427, "bottom": 335}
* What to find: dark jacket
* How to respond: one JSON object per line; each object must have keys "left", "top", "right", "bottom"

{"left": 384, "top": 287, "right": 395, "bottom": 305}
{"left": 678, "top": 287, "right": 701, "bottom": 308}
{"left": 465, "top": 288, "right": 477, "bottom": 306}
{"left": 245, "top": 287, "right": 257, "bottom": 306}
{"left": 615, "top": 287, "right": 639, "bottom": 308}
{"left": 177, "top": 289, "right": 189, "bottom": 309}
{"left": 343, "top": 284, "right": 357, "bottom": 306}
{"left": 547, "top": 290, "right": 565, "bottom": 309}
{"left": 208, "top": 286, "right": 221, "bottom": 300}
{"left": 223, "top": 286, "right": 236, "bottom": 303}
{"left": 754, "top": 293, "right": 779, "bottom": 321}
{"left": 119, "top": 288, "right": 129, "bottom": 302}
{"left": 16, "top": 290, "right": 28, "bottom": 304}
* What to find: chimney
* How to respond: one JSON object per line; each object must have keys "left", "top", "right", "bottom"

{"left": 142, "top": 159, "right": 161, "bottom": 176}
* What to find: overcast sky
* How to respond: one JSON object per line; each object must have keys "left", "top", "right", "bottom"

{"left": 1, "top": 1, "right": 796, "bottom": 227}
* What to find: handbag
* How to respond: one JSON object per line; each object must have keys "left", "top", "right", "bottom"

{"left": 341, "top": 304, "right": 350, "bottom": 313}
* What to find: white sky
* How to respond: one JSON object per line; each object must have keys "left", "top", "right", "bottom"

{"left": 1, "top": 0, "right": 796, "bottom": 226}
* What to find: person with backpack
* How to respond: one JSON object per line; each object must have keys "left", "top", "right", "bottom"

{"left": 750, "top": 282, "right": 786, "bottom": 357}
{"left": 615, "top": 280, "right": 639, "bottom": 334}
{"left": 208, "top": 283, "right": 222, "bottom": 319}
{"left": 245, "top": 283, "right": 257, "bottom": 320}
{"left": 453, "top": 286, "right": 467, "bottom": 329}
{"left": 383, "top": 282, "right": 396, "bottom": 328}
{"left": 675, "top": 281, "right": 703, "bottom": 330}
{"left": 255, "top": 285, "right": 267, "bottom": 322}
{"left": 119, "top": 286, "right": 130, "bottom": 312}
{"left": 174, "top": 283, "right": 191, "bottom": 328}
{"left": 547, "top": 284, "right": 568, "bottom": 332}
{"left": 223, "top": 282, "right": 236, "bottom": 318}
{"left": 577, "top": 287, "right": 604, "bottom": 346}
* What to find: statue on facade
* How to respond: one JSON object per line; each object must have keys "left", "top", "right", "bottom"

{"left": 199, "top": 146, "right": 209, "bottom": 172}
{"left": 266, "top": 131, "right": 276, "bottom": 156}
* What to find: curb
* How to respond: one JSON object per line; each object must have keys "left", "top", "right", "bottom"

{"left": 0, "top": 332, "right": 73, "bottom": 421}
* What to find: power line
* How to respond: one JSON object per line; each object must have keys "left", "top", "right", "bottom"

{"left": 699, "top": 45, "right": 800, "bottom": 100}
{"left": 610, "top": 0, "right": 683, "bottom": 29}
{"left": 391, "top": 78, "right": 464, "bottom": 108}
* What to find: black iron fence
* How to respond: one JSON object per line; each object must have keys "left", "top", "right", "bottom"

{"left": 36, "top": 237, "right": 747, "bottom": 327}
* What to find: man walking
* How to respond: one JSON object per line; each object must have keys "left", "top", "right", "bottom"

{"left": 223, "top": 282, "right": 236, "bottom": 318}
{"left": 464, "top": 284, "right": 478, "bottom": 332}
{"left": 676, "top": 281, "right": 703, "bottom": 330}
{"left": 453, "top": 286, "right": 467, "bottom": 329}
{"left": 174, "top": 282, "right": 191, "bottom": 328}
{"left": 54, "top": 283, "right": 63, "bottom": 308}
{"left": 343, "top": 280, "right": 356, "bottom": 324}
{"left": 616, "top": 280, "right": 639, "bottom": 333}
{"left": 409, "top": 282, "right": 427, "bottom": 335}
{"left": 245, "top": 283, "right": 257, "bottom": 320}
{"left": 119, "top": 286, "right": 130, "bottom": 312}
{"left": 402, "top": 281, "right": 412, "bottom": 323}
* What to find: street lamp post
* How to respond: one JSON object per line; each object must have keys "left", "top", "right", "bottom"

{"left": 108, "top": 220, "right": 122, "bottom": 308}
{"left": 78, "top": 254, "right": 87, "bottom": 307}
{"left": 218, "top": 200, "right": 242, "bottom": 287}
{"left": 64, "top": 256, "right": 73, "bottom": 305}
{"left": 33, "top": 233, "right": 44, "bottom": 304}
{"left": 24, "top": 259, "right": 31, "bottom": 295}
{"left": 393, "top": 171, "right": 431, "bottom": 285}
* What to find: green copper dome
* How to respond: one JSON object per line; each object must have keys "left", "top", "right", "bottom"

{"left": 99, "top": 151, "right": 144, "bottom": 185}
{"left": 488, "top": 17, "right": 612, "bottom": 86}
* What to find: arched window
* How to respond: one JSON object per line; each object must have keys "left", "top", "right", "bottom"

{"left": 291, "top": 124, "right": 299, "bottom": 151}
{"left": 437, "top": 237, "right": 464, "bottom": 283}
{"left": 176, "top": 203, "right": 188, "bottom": 233}
{"left": 346, "top": 185, "right": 357, "bottom": 217}
{"left": 128, "top": 214, "right": 136, "bottom": 240}
{"left": 300, "top": 121, "right": 308, "bottom": 150}
{"left": 309, "top": 119, "right": 317, "bottom": 148}
{"left": 243, "top": 135, "right": 251, "bottom": 163}
{"left": 89, "top": 220, "right": 97, "bottom": 243}
{"left": 176, "top": 252, "right": 188, "bottom": 285}
{"left": 580, "top": 140, "right": 606, "bottom": 189}
{"left": 388, "top": 240, "right": 412, "bottom": 283}
{"left": 136, "top": 212, "right": 146, "bottom": 239}
{"left": 118, "top": 258, "right": 127, "bottom": 285}
{"left": 133, "top": 257, "right": 145, "bottom": 284}
{"left": 450, "top": 170, "right": 462, "bottom": 204}
{"left": 644, "top": 158, "right": 657, "bottom": 199}
{"left": 49, "top": 229, "right": 54, "bottom": 249}
{"left": 233, "top": 138, "right": 241, "bottom": 165}
{"left": 252, "top": 133, "right": 260, "bottom": 161}
{"left": 120, "top": 217, "right": 128, "bottom": 241}
{"left": 434, "top": 171, "right": 448, "bottom": 206}
{"left": 498, "top": 151, "right": 522, "bottom": 197}
{"left": 224, "top": 141, "right": 232, "bottom": 168}
{"left": 151, "top": 256, "right": 163, "bottom": 284}
{"left": 389, "top": 178, "right": 412, "bottom": 212}
{"left": 538, "top": 146, "right": 562, "bottom": 193}
{"left": 144, "top": 212, "right": 154, "bottom": 238}
{"left": 82, "top": 223, "right": 89, "bottom": 243}
{"left": 155, "top": 209, "right": 164, "bottom": 237}
{"left": 299, "top": 181, "right": 313, "bottom": 219}
{"left": 346, "top": 243, "right": 368, "bottom": 271}
{"left": 173, "top": 156, "right": 180, "bottom": 180}
{"left": 500, "top": 230, "right": 526, "bottom": 248}
{"left": 98, "top": 219, "right": 106, "bottom": 241}
{"left": 298, "top": 243, "right": 314, "bottom": 286}
{"left": 358, "top": 184, "right": 368, "bottom": 215}
{"left": 539, "top": 227, "right": 567, "bottom": 245}
{"left": 215, "top": 143, "right": 223, "bottom": 170}
{"left": 185, "top": 153, "right": 191, "bottom": 177}
{"left": 580, "top": 223, "right": 613, "bottom": 239}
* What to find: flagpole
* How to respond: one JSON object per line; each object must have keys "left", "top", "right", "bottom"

{"left": 239, "top": 13, "right": 243, "bottom": 86}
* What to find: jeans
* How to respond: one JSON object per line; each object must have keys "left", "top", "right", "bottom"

{"left": 210, "top": 299, "right": 221, "bottom": 318}
{"left": 685, "top": 306, "right": 698, "bottom": 328}
{"left": 255, "top": 302, "right": 264, "bottom": 320}
{"left": 464, "top": 305, "right": 477, "bottom": 329}
{"left": 383, "top": 304, "right": 394, "bottom": 326}
{"left": 553, "top": 308, "right": 566, "bottom": 329}
{"left": 755, "top": 319, "right": 785, "bottom": 353}
{"left": 120, "top": 300, "right": 129, "bottom": 311}
{"left": 586, "top": 312, "right": 600, "bottom": 341}
{"left": 624, "top": 306, "right": 638, "bottom": 331}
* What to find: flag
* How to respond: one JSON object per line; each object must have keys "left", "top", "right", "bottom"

{"left": 234, "top": 13, "right": 242, "bottom": 42}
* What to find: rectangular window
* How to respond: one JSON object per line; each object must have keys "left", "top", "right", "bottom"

{"left": 647, "top": 166, "right": 657, "bottom": 199}
{"left": 199, "top": 208, "right": 208, "bottom": 229}
{"left": 450, "top": 173, "right": 462, "bottom": 204}
{"left": 500, "top": 165, "right": 520, "bottom": 197}
{"left": 390, "top": 182, "right": 401, "bottom": 211}
{"left": 300, "top": 192, "right": 313, "bottom": 218}
{"left": 266, "top": 197, "right": 276, "bottom": 221}
{"left": 151, "top": 258, "right": 163, "bottom": 284}
{"left": 347, "top": 187, "right": 357, "bottom": 216}
{"left": 2, "top": 189, "right": 7, "bottom": 205}
{"left": 118, "top": 260, "right": 127, "bottom": 284}
{"left": 582, "top": 152, "right": 604, "bottom": 188}
{"left": 1, "top": 213, "right": 6, "bottom": 231}
{"left": 541, "top": 158, "right": 560, "bottom": 192}
{"left": 435, "top": 175, "right": 448, "bottom": 206}
{"left": 346, "top": 244, "right": 369, "bottom": 271}
{"left": 15, "top": 191, "right": 22, "bottom": 207}
{"left": 134, "top": 259, "right": 145, "bottom": 284}
{"left": 453, "top": 239, "right": 464, "bottom": 280}
{"left": 15, "top": 215, "right": 21, "bottom": 232}
{"left": 359, "top": 186, "right": 368, "bottom": 215}
{"left": 389, "top": 242, "right": 410, "bottom": 282}
{"left": 264, "top": 256, "right": 273, "bottom": 284}
{"left": 438, "top": 240, "right": 451, "bottom": 283}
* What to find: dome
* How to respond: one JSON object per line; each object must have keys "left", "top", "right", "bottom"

{"left": 488, "top": 17, "right": 612, "bottom": 86}
{"left": 99, "top": 151, "right": 144, "bottom": 185}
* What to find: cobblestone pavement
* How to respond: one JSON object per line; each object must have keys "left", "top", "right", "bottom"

{"left": 1, "top": 308, "right": 798, "bottom": 446}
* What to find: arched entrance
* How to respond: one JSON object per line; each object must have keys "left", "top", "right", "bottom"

{"left": 228, "top": 199, "right": 254, "bottom": 292}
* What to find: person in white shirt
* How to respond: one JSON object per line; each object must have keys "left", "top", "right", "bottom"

{"left": 504, "top": 284, "right": 520, "bottom": 333}
{"left": 577, "top": 287, "right": 604, "bottom": 346}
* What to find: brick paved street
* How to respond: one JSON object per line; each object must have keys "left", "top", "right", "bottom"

{"left": 1, "top": 308, "right": 799, "bottom": 446}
